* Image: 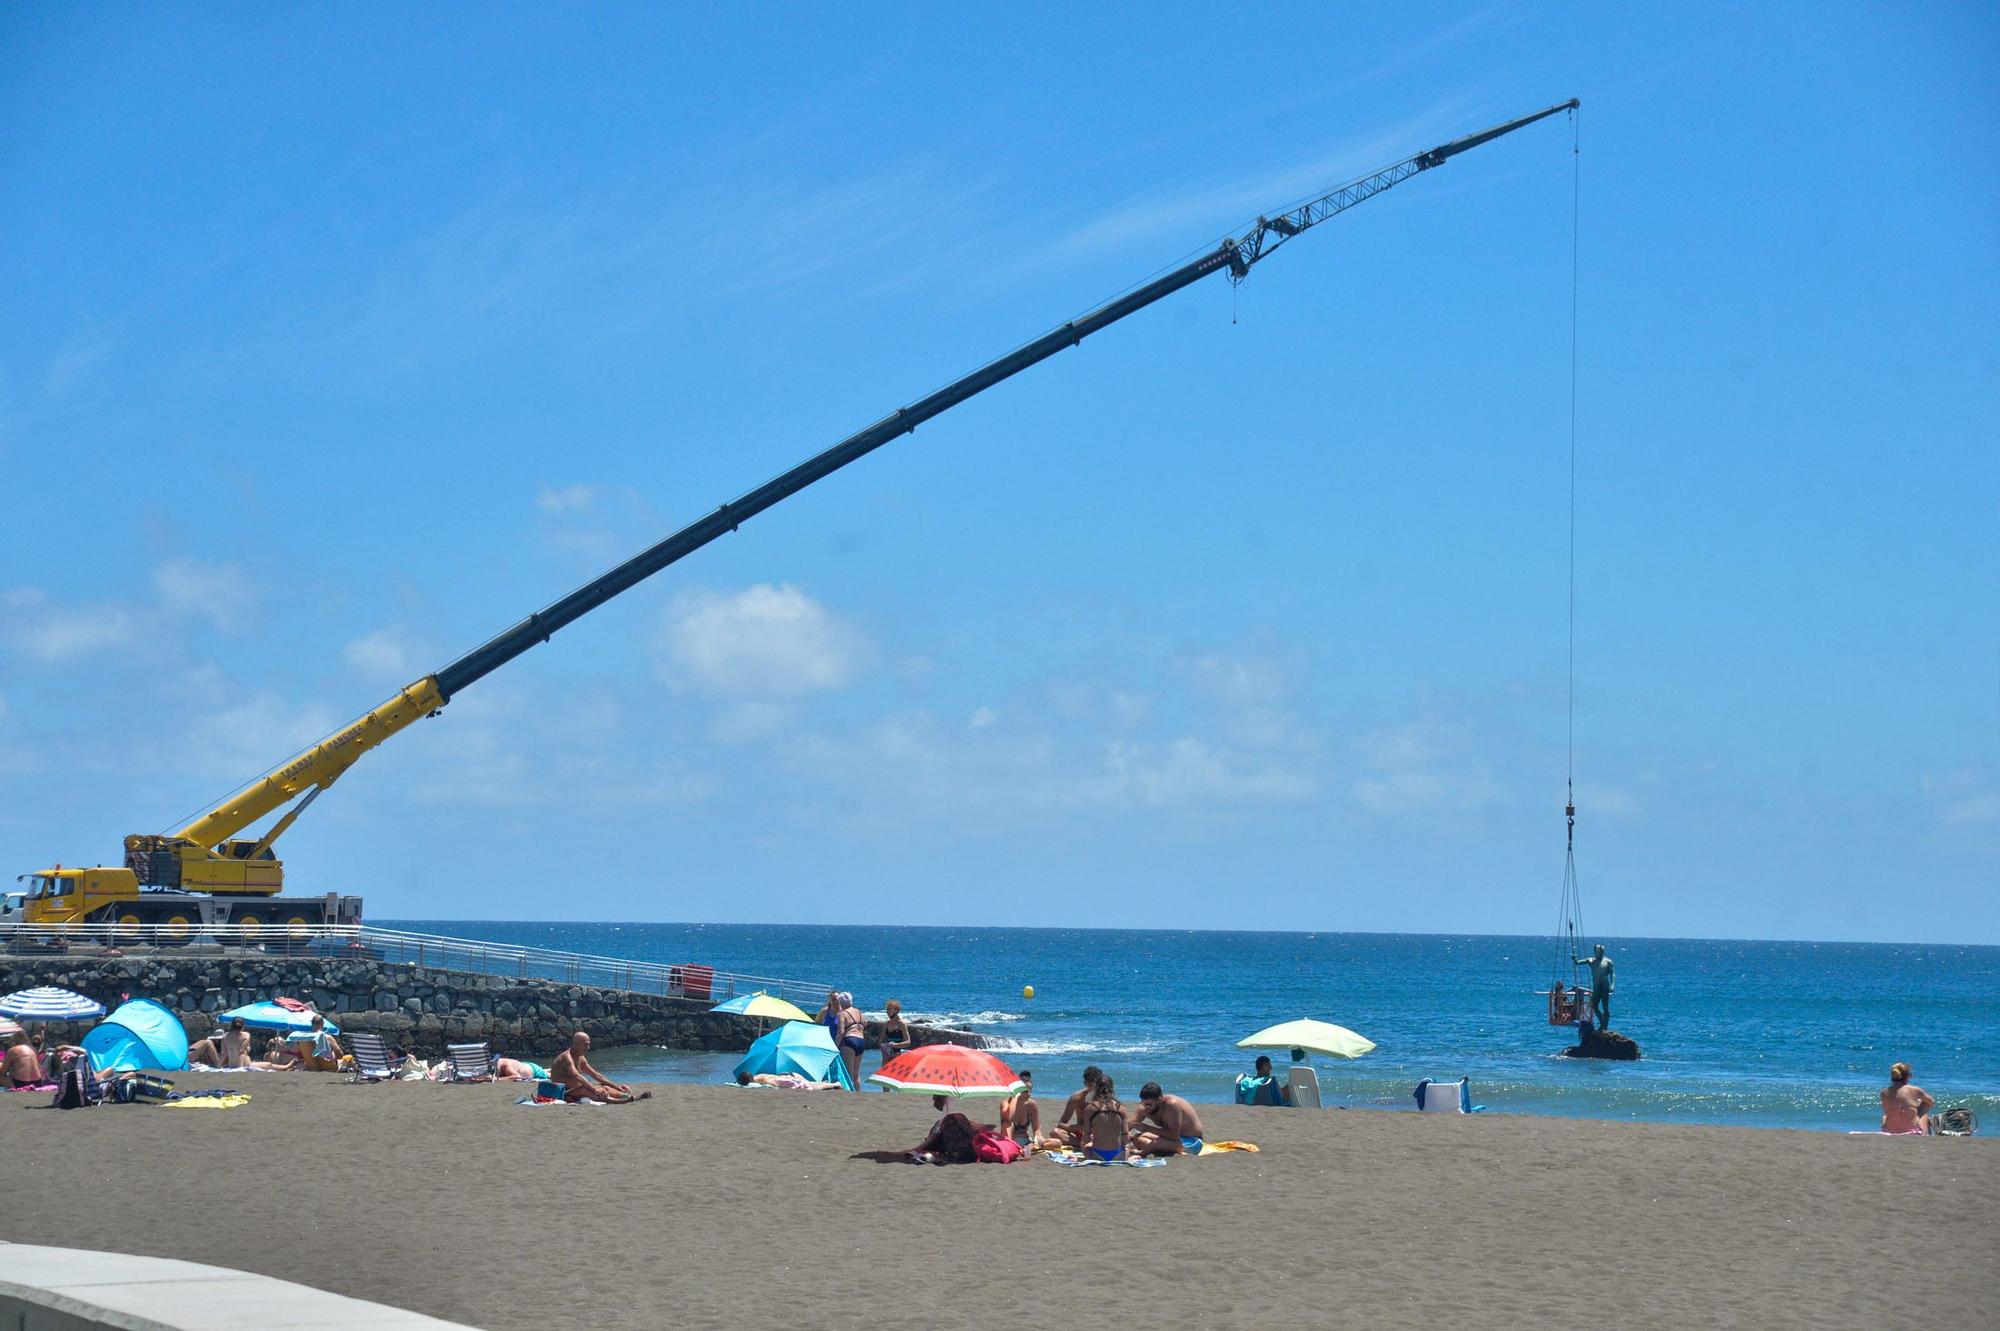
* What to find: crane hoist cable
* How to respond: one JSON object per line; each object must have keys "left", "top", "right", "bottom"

{"left": 1550, "top": 103, "right": 1585, "bottom": 1011}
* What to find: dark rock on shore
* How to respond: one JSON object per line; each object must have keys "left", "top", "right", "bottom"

{"left": 1564, "top": 1027, "right": 1642, "bottom": 1060}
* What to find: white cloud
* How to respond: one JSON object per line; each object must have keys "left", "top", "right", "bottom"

{"left": 968, "top": 707, "right": 999, "bottom": 730}
{"left": 1922, "top": 769, "right": 2000, "bottom": 828}
{"left": 1349, "top": 718, "right": 1501, "bottom": 814}
{"left": 5, "top": 590, "right": 136, "bottom": 662}
{"left": 1082, "top": 737, "right": 1316, "bottom": 808}
{"left": 535, "top": 483, "right": 600, "bottom": 516}
{"left": 712, "top": 702, "right": 797, "bottom": 744}
{"left": 153, "top": 558, "right": 252, "bottom": 631}
{"left": 185, "top": 692, "right": 341, "bottom": 783}
{"left": 342, "top": 629, "right": 413, "bottom": 680}
{"left": 658, "top": 584, "right": 867, "bottom": 700}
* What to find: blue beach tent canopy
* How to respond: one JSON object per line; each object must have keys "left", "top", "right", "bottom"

{"left": 217, "top": 1001, "right": 339, "bottom": 1036}
{"left": 81, "top": 999, "right": 190, "bottom": 1073}
{"left": 732, "top": 1020, "right": 855, "bottom": 1090}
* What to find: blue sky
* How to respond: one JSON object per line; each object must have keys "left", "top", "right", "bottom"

{"left": 2, "top": 6, "right": 1995, "bottom": 941}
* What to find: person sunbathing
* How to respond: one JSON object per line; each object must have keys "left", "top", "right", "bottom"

{"left": 999, "top": 1069, "right": 1040, "bottom": 1144}
{"left": 217, "top": 1017, "right": 254, "bottom": 1068}
{"left": 254, "top": 1036, "right": 304, "bottom": 1071}
{"left": 1130, "top": 1082, "right": 1207, "bottom": 1155}
{"left": 735, "top": 1071, "right": 841, "bottom": 1089}
{"left": 1049, "top": 1065, "right": 1102, "bottom": 1147}
{"left": 1082, "top": 1076, "right": 1130, "bottom": 1162}
{"left": 186, "top": 1037, "right": 222, "bottom": 1068}
{"left": 550, "top": 1031, "right": 648, "bottom": 1103}
{"left": 493, "top": 1056, "right": 539, "bottom": 1081}
{"left": 1881, "top": 1062, "right": 1934, "bottom": 1135}
{"left": 3, "top": 1032, "right": 45, "bottom": 1087}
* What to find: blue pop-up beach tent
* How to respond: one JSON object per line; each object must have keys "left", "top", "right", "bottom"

{"left": 81, "top": 999, "right": 190, "bottom": 1073}
{"left": 732, "top": 1020, "right": 855, "bottom": 1090}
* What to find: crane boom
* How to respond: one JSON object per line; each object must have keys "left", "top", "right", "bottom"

{"left": 115, "top": 99, "right": 1576, "bottom": 900}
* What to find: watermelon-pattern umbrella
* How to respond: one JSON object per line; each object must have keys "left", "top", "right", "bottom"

{"left": 867, "top": 1044, "right": 1023, "bottom": 1098}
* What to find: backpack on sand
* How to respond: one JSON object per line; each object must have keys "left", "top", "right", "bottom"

{"left": 52, "top": 1052, "right": 102, "bottom": 1110}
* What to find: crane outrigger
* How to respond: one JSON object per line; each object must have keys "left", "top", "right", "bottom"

{"left": 8, "top": 100, "right": 1578, "bottom": 934}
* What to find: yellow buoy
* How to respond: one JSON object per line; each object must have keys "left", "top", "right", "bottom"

{"left": 1023, "top": 985, "right": 1035, "bottom": 1000}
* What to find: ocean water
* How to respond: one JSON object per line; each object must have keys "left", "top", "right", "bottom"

{"left": 385, "top": 921, "right": 1999, "bottom": 1133}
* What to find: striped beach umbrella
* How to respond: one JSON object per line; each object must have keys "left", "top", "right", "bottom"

{"left": 868, "top": 1044, "right": 1023, "bottom": 1098}
{"left": 710, "top": 992, "right": 813, "bottom": 1023}
{"left": 0, "top": 986, "right": 107, "bottom": 1021}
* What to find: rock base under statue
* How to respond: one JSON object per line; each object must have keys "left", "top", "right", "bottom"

{"left": 1564, "top": 1026, "right": 1641, "bottom": 1061}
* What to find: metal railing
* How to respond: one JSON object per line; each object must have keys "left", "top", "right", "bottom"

{"left": 0, "top": 920, "right": 830, "bottom": 1008}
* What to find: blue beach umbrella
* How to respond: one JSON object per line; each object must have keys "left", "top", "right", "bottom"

{"left": 216, "top": 1000, "right": 339, "bottom": 1035}
{"left": 732, "top": 1020, "right": 855, "bottom": 1090}
{"left": 0, "top": 986, "right": 106, "bottom": 1021}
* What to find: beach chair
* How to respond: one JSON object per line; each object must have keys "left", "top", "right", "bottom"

{"left": 1413, "top": 1077, "right": 1483, "bottom": 1113}
{"left": 446, "top": 1042, "right": 494, "bottom": 1082}
{"left": 1286, "top": 1066, "right": 1322, "bottom": 1108}
{"left": 348, "top": 1031, "right": 398, "bottom": 1082}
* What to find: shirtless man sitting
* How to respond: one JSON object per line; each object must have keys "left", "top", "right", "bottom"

{"left": 999, "top": 1069, "right": 1040, "bottom": 1145}
{"left": 1130, "top": 1081, "right": 1207, "bottom": 1155}
{"left": 1048, "top": 1065, "right": 1102, "bottom": 1147}
{"left": 3, "top": 1032, "right": 45, "bottom": 1087}
{"left": 550, "top": 1031, "right": 647, "bottom": 1103}
{"left": 1881, "top": 1062, "right": 1934, "bottom": 1135}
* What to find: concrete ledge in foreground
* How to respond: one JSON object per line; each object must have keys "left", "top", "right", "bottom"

{"left": 0, "top": 1243, "right": 479, "bottom": 1331}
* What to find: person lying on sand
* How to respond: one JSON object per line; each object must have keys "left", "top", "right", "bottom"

{"left": 186, "top": 1037, "right": 222, "bottom": 1068}
{"left": 736, "top": 1071, "right": 842, "bottom": 1089}
{"left": 550, "top": 1032, "right": 649, "bottom": 1103}
{"left": 1000, "top": 1069, "right": 1039, "bottom": 1144}
{"left": 493, "top": 1056, "right": 539, "bottom": 1081}
{"left": 1130, "top": 1082, "right": 1206, "bottom": 1155}
{"left": 1881, "top": 1062, "right": 1934, "bottom": 1135}
{"left": 254, "top": 1036, "right": 304, "bottom": 1071}
{"left": 1049, "top": 1065, "right": 1102, "bottom": 1147}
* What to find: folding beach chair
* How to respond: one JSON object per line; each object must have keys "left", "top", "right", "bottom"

{"left": 1413, "top": 1077, "right": 1482, "bottom": 1113}
{"left": 1286, "top": 1065, "right": 1321, "bottom": 1109}
{"left": 446, "top": 1042, "right": 494, "bottom": 1082}
{"left": 348, "top": 1031, "right": 398, "bottom": 1082}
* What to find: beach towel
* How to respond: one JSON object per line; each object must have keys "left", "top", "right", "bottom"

{"left": 1043, "top": 1151, "right": 1166, "bottom": 1168}
{"left": 1193, "top": 1139, "right": 1260, "bottom": 1155}
{"left": 516, "top": 1095, "right": 604, "bottom": 1107}
{"left": 159, "top": 1093, "right": 252, "bottom": 1109}
{"left": 973, "top": 1129, "right": 1024, "bottom": 1163}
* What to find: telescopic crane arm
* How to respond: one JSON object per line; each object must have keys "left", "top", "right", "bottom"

{"left": 138, "top": 99, "right": 1578, "bottom": 893}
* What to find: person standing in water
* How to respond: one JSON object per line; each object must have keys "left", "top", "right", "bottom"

{"left": 1572, "top": 943, "right": 1615, "bottom": 1030}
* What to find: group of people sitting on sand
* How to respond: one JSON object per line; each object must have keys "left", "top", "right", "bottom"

{"left": 189, "top": 1014, "right": 348, "bottom": 1072}
{"left": 908, "top": 1065, "right": 1208, "bottom": 1163}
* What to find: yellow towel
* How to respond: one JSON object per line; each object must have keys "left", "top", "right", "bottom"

{"left": 1196, "top": 1139, "right": 1259, "bottom": 1155}
{"left": 159, "top": 1094, "right": 253, "bottom": 1109}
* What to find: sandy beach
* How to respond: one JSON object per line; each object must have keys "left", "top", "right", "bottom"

{"left": 2, "top": 1073, "right": 1993, "bottom": 1330}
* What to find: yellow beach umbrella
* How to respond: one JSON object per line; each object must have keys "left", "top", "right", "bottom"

{"left": 1237, "top": 1018, "right": 1376, "bottom": 1060}
{"left": 710, "top": 991, "right": 814, "bottom": 1023}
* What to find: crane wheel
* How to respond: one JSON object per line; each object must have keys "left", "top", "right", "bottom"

{"left": 237, "top": 915, "right": 262, "bottom": 941}
{"left": 163, "top": 916, "right": 192, "bottom": 943}
{"left": 284, "top": 915, "right": 311, "bottom": 939}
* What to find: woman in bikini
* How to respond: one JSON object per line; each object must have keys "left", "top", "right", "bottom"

{"left": 1084, "top": 1075, "right": 1129, "bottom": 1162}
{"left": 835, "top": 992, "right": 868, "bottom": 1091}
{"left": 878, "top": 999, "right": 912, "bottom": 1082}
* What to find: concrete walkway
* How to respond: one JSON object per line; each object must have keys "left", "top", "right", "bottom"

{"left": 0, "top": 1243, "right": 479, "bottom": 1330}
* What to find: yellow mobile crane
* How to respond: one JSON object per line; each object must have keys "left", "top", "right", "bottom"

{"left": 7, "top": 101, "right": 1576, "bottom": 934}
